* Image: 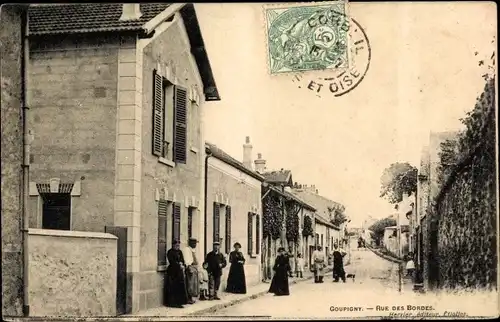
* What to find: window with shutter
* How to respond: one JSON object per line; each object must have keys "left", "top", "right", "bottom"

{"left": 172, "top": 203, "right": 181, "bottom": 244}
{"left": 255, "top": 214, "right": 260, "bottom": 255}
{"left": 173, "top": 85, "right": 187, "bottom": 164}
{"left": 247, "top": 212, "right": 253, "bottom": 255}
{"left": 213, "top": 203, "right": 220, "bottom": 243}
{"left": 157, "top": 200, "right": 169, "bottom": 266}
{"left": 225, "top": 206, "right": 231, "bottom": 254}
{"left": 152, "top": 70, "right": 164, "bottom": 156}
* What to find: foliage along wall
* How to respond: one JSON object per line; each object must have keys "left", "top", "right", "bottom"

{"left": 434, "top": 77, "right": 497, "bottom": 290}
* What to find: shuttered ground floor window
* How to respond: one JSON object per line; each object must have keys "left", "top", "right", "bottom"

{"left": 41, "top": 193, "right": 71, "bottom": 230}
{"left": 157, "top": 200, "right": 182, "bottom": 267}
{"left": 247, "top": 212, "right": 260, "bottom": 256}
{"left": 225, "top": 206, "right": 232, "bottom": 254}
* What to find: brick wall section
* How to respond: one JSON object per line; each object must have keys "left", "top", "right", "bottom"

{"left": 207, "top": 157, "right": 263, "bottom": 289}
{"left": 27, "top": 34, "right": 119, "bottom": 232}
{"left": 1, "top": 4, "right": 26, "bottom": 316}
{"left": 137, "top": 16, "right": 205, "bottom": 311}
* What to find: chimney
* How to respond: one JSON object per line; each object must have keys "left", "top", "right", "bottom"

{"left": 119, "top": 4, "right": 142, "bottom": 21}
{"left": 254, "top": 152, "right": 266, "bottom": 173}
{"left": 243, "top": 136, "right": 253, "bottom": 170}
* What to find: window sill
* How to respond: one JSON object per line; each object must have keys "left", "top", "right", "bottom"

{"left": 249, "top": 253, "right": 258, "bottom": 259}
{"left": 190, "top": 146, "right": 199, "bottom": 154}
{"left": 157, "top": 265, "right": 167, "bottom": 272}
{"left": 158, "top": 157, "right": 175, "bottom": 168}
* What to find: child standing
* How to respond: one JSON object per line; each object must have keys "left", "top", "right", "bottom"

{"left": 296, "top": 253, "right": 304, "bottom": 278}
{"left": 199, "top": 263, "right": 209, "bottom": 300}
{"left": 405, "top": 252, "right": 415, "bottom": 280}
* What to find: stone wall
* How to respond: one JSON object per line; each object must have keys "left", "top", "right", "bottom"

{"left": 28, "top": 229, "right": 117, "bottom": 317}
{"left": 434, "top": 78, "right": 496, "bottom": 291}
{"left": 27, "top": 34, "right": 119, "bottom": 232}
{"left": 1, "top": 4, "right": 26, "bottom": 316}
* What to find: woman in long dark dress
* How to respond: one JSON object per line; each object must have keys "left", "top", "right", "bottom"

{"left": 268, "top": 247, "right": 291, "bottom": 296}
{"left": 164, "top": 239, "right": 189, "bottom": 308}
{"left": 226, "top": 242, "right": 247, "bottom": 294}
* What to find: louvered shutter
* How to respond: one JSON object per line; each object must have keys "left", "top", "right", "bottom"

{"left": 248, "top": 213, "right": 253, "bottom": 255}
{"left": 255, "top": 215, "right": 260, "bottom": 255}
{"left": 187, "top": 207, "right": 193, "bottom": 240}
{"left": 213, "top": 203, "right": 220, "bottom": 243}
{"left": 172, "top": 203, "right": 181, "bottom": 243}
{"left": 173, "top": 86, "right": 187, "bottom": 164}
{"left": 152, "top": 71, "right": 164, "bottom": 156}
{"left": 158, "top": 200, "right": 169, "bottom": 266}
{"left": 225, "top": 206, "right": 232, "bottom": 254}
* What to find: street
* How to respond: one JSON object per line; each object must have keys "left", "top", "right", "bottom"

{"left": 200, "top": 243, "right": 496, "bottom": 319}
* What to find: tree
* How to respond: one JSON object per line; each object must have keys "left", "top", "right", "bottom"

{"left": 380, "top": 162, "right": 418, "bottom": 204}
{"left": 368, "top": 217, "right": 397, "bottom": 244}
{"left": 328, "top": 205, "right": 347, "bottom": 226}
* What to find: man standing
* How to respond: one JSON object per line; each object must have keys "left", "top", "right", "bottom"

{"left": 311, "top": 245, "right": 325, "bottom": 283}
{"left": 332, "top": 244, "right": 347, "bottom": 283}
{"left": 182, "top": 238, "right": 200, "bottom": 304}
{"left": 203, "top": 241, "right": 227, "bottom": 300}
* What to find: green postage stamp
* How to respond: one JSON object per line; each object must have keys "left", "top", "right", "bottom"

{"left": 265, "top": 1, "right": 350, "bottom": 75}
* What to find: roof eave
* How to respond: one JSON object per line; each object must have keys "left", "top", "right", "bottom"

{"left": 179, "top": 4, "right": 220, "bottom": 102}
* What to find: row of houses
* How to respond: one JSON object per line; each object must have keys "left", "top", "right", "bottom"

{"left": 1, "top": 3, "right": 348, "bottom": 318}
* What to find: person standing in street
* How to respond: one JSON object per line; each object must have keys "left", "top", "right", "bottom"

{"left": 332, "top": 244, "right": 347, "bottom": 283}
{"left": 296, "top": 253, "right": 304, "bottom": 278}
{"left": 287, "top": 248, "right": 295, "bottom": 278}
{"left": 164, "top": 239, "right": 189, "bottom": 308}
{"left": 182, "top": 238, "right": 200, "bottom": 304}
{"left": 268, "top": 247, "right": 291, "bottom": 296}
{"left": 312, "top": 245, "right": 326, "bottom": 283}
{"left": 226, "top": 242, "right": 247, "bottom": 294}
{"left": 203, "top": 241, "right": 227, "bottom": 300}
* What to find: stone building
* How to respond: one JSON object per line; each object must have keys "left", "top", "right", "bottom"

{"left": 25, "top": 3, "right": 220, "bottom": 313}
{"left": 1, "top": 4, "right": 29, "bottom": 317}
{"left": 205, "top": 139, "right": 265, "bottom": 289}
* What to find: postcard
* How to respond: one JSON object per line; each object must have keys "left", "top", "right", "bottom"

{"left": 1, "top": 2, "right": 497, "bottom": 321}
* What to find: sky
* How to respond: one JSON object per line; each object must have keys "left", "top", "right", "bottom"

{"left": 194, "top": 2, "right": 496, "bottom": 227}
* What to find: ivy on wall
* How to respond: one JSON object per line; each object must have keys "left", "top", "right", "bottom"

{"left": 285, "top": 201, "right": 300, "bottom": 243}
{"left": 262, "top": 192, "right": 284, "bottom": 240}
{"left": 302, "top": 215, "right": 314, "bottom": 237}
{"left": 434, "top": 76, "right": 496, "bottom": 290}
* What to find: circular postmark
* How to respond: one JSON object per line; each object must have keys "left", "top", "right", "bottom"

{"left": 291, "top": 13, "right": 371, "bottom": 97}
{"left": 267, "top": 5, "right": 350, "bottom": 74}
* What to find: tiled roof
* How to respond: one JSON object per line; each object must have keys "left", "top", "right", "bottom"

{"left": 315, "top": 216, "right": 339, "bottom": 230}
{"left": 267, "top": 186, "right": 316, "bottom": 211}
{"left": 292, "top": 189, "right": 344, "bottom": 224}
{"left": 28, "top": 3, "right": 171, "bottom": 35}
{"left": 206, "top": 142, "right": 265, "bottom": 182}
{"left": 262, "top": 170, "right": 292, "bottom": 184}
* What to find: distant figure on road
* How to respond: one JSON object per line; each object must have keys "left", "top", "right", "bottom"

{"left": 332, "top": 244, "right": 347, "bottom": 283}
{"left": 164, "top": 239, "right": 189, "bottom": 308}
{"left": 203, "top": 241, "right": 227, "bottom": 300}
{"left": 312, "top": 246, "right": 326, "bottom": 283}
{"left": 296, "top": 253, "right": 305, "bottom": 278}
{"left": 269, "top": 247, "right": 291, "bottom": 296}
{"left": 226, "top": 242, "right": 247, "bottom": 294}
